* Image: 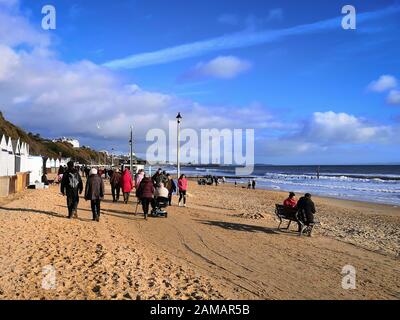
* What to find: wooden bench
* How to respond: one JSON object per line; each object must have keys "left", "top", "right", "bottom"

{"left": 275, "top": 204, "right": 316, "bottom": 236}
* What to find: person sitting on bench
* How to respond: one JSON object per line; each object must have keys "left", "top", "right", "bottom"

{"left": 297, "top": 193, "right": 316, "bottom": 226}
{"left": 283, "top": 192, "right": 297, "bottom": 208}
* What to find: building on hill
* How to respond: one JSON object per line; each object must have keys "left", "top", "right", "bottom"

{"left": 52, "top": 137, "right": 80, "bottom": 148}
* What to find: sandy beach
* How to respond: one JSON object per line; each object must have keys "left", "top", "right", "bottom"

{"left": 0, "top": 180, "right": 399, "bottom": 300}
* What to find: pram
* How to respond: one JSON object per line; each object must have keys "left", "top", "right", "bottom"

{"left": 151, "top": 197, "right": 169, "bottom": 218}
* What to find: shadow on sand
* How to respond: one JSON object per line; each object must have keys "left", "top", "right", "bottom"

{"left": 198, "top": 219, "right": 279, "bottom": 235}
{"left": 0, "top": 206, "right": 90, "bottom": 222}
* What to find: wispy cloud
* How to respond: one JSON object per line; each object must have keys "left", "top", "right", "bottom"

{"left": 181, "top": 56, "right": 252, "bottom": 81}
{"left": 103, "top": 5, "right": 400, "bottom": 70}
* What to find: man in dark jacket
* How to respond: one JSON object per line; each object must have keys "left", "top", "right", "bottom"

{"left": 165, "top": 174, "right": 176, "bottom": 206}
{"left": 110, "top": 168, "right": 121, "bottom": 202}
{"left": 61, "top": 161, "right": 83, "bottom": 219}
{"left": 137, "top": 174, "right": 155, "bottom": 220}
{"left": 297, "top": 193, "right": 316, "bottom": 226}
{"left": 84, "top": 168, "right": 105, "bottom": 222}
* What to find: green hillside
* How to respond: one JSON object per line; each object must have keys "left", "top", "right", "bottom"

{"left": 0, "top": 111, "right": 108, "bottom": 164}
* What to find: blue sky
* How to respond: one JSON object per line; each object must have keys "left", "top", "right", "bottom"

{"left": 0, "top": 0, "right": 399, "bottom": 164}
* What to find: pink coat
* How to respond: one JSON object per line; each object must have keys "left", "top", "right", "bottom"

{"left": 121, "top": 170, "right": 134, "bottom": 193}
{"left": 178, "top": 178, "right": 188, "bottom": 191}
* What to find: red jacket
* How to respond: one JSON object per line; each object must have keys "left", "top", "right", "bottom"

{"left": 121, "top": 169, "right": 134, "bottom": 193}
{"left": 178, "top": 178, "right": 188, "bottom": 191}
{"left": 283, "top": 198, "right": 297, "bottom": 208}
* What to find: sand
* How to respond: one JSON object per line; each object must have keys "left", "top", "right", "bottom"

{"left": 0, "top": 180, "right": 399, "bottom": 300}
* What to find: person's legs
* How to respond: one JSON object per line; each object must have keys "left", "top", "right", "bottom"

{"left": 124, "top": 192, "right": 130, "bottom": 204}
{"left": 111, "top": 186, "right": 116, "bottom": 202}
{"left": 116, "top": 187, "right": 120, "bottom": 201}
{"left": 182, "top": 191, "right": 187, "bottom": 205}
{"left": 168, "top": 192, "right": 172, "bottom": 206}
{"left": 178, "top": 191, "right": 183, "bottom": 205}
{"left": 142, "top": 198, "right": 149, "bottom": 219}
{"left": 67, "top": 197, "right": 74, "bottom": 218}
{"left": 96, "top": 199, "right": 101, "bottom": 221}
{"left": 91, "top": 200, "right": 97, "bottom": 220}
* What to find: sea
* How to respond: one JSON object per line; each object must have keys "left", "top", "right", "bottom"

{"left": 157, "top": 165, "right": 400, "bottom": 206}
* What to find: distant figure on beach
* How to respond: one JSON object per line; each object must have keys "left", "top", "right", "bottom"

{"left": 137, "top": 173, "right": 155, "bottom": 220}
{"left": 41, "top": 172, "right": 49, "bottom": 186}
{"left": 121, "top": 168, "right": 134, "bottom": 204}
{"left": 252, "top": 179, "right": 256, "bottom": 190}
{"left": 178, "top": 174, "right": 188, "bottom": 207}
{"left": 152, "top": 168, "right": 163, "bottom": 187}
{"left": 247, "top": 180, "right": 251, "bottom": 189}
{"left": 110, "top": 168, "right": 121, "bottom": 202}
{"left": 84, "top": 168, "right": 105, "bottom": 222}
{"left": 283, "top": 192, "right": 297, "bottom": 208}
{"left": 297, "top": 193, "right": 316, "bottom": 227}
{"left": 235, "top": 181, "right": 237, "bottom": 187}
{"left": 165, "top": 174, "right": 176, "bottom": 206}
{"left": 213, "top": 176, "right": 218, "bottom": 186}
{"left": 61, "top": 161, "right": 83, "bottom": 219}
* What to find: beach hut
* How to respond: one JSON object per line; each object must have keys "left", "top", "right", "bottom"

{"left": 55, "top": 158, "right": 60, "bottom": 168}
{"left": 46, "top": 158, "right": 51, "bottom": 169}
{"left": 13, "top": 139, "right": 21, "bottom": 173}
{"left": 26, "top": 156, "right": 43, "bottom": 185}
{"left": 6, "top": 136, "right": 15, "bottom": 176}
{"left": 19, "top": 142, "right": 29, "bottom": 173}
{"left": 0, "top": 135, "right": 8, "bottom": 177}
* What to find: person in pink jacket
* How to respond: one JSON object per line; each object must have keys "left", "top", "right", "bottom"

{"left": 121, "top": 168, "right": 134, "bottom": 204}
{"left": 178, "top": 174, "right": 188, "bottom": 207}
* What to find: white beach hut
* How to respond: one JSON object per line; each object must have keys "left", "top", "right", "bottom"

{"left": 50, "top": 158, "right": 56, "bottom": 168}
{"left": 26, "top": 156, "right": 43, "bottom": 185}
{"left": 0, "top": 135, "right": 8, "bottom": 177}
{"left": 19, "top": 142, "right": 29, "bottom": 173}
{"left": 55, "top": 158, "right": 60, "bottom": 168}
{"left": 6, "top": 136, "right": 15, "bottom": 176}
{"left": 13, "top": 139, "right": 21, "bottom": 173}
{"left": 46, "top": 158, "right": 51, "bottom": 169}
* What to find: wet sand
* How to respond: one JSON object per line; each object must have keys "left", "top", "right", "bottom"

{"left": 0, "top": 181, "right": 399, "bottom": 300}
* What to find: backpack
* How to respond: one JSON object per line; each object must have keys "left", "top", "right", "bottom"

{"left": 68, "top": 172, "right": 80, "bottom": 189}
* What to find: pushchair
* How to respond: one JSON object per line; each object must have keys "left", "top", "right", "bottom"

{"left": 151, "top": 197, "right": 169, "bottom": 218}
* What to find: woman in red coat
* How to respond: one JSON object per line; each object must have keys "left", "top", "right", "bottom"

{"left": 121, "top": 168, "right": 134, "bottom": 204}
{"left": 178, "top": 174, "right": 188, "bottom": 207}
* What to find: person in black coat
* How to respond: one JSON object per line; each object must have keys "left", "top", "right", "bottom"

{"left": 84, "top": 168, "right": 105, "bottom": 222}
{"left": 61, "top": 161, "right": 83, "bottom": 219}
{"left": 296, "top": 193, "right": 316, "bottom": 225}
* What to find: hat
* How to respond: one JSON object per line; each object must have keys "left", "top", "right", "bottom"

{"left": 90, "top": 168, "right": 98, "bottom": 176}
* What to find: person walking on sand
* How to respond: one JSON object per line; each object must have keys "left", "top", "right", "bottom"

{"left": 252, "top": 179, "right": 256, "bottom": 190}
{"left": 165, "top": 174, "right": 176, "bottom": 206}
{"left": 110, "top": 168, "right": 121, "bottom": 202}
{"left": 178, "top": 174, "right": 188, "bottom": 207}
{"left": 61, "top": 161, "right": 83, "bottom": 219}
{"left": 121, "top": 168, "right": 134, "bottom": 204}
{"left": 84, "top": 168, "right": 105, "bottom": 222}
{"left": 137, "top": 173, "right": 155, "bottom": 220}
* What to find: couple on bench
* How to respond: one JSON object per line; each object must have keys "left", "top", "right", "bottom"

{"left": 275, "top": 192, "right": 317, "bottom": 236}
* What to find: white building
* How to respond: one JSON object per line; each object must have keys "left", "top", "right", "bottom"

{"left": 52, "top": 137, "right": 80, "bottom": 148}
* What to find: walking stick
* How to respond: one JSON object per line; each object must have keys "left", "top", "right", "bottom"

{"left": 134, "top": 199, "right": 139, "bottom": 215}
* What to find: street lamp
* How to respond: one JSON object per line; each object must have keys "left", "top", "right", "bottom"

{"left": 176, "top": 112, "right": 182, "bottom": 179}
{"left": 111, "top": 148, "right": 114, "bottom": 167}
{"left": 129, "top": 126, "right": 133, "bottom": 173}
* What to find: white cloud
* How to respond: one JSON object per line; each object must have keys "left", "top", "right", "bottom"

{"left": 368, "top": 75, "right": 397, "bottom": 92}
{"left": 387, "top": 90, "right": 400, "bottom": 105}
{"left": 184, "top": 56, "right": 252, "bottom": 80}
{"left": 303, "top": 111, "right": 393, "bottom": 144}
{"left": 266, "top": 8, "right": 283, "bottom": 22}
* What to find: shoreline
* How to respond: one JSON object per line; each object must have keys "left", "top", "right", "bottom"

{"left": 186, "top": 176, "right": 400, "bottom": 210}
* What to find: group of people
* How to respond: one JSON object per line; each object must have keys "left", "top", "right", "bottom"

{"left": 197, "top": 175, "right": 225, "bottom": 186}
{"left": 60, "top": 162, "right": 189, "bottom": 221}
{"left": 283, "top": 192, "right": 316, "bottom": 227}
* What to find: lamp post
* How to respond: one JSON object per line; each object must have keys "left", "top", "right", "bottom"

{"left": 176, "top": 112, "right": 182, "bottom": 179}
{"left": 129, "top": 126, "right": 133, "bottom": 173}
{"left": 111, "top": 148, "right": 114, "bottom": 167}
